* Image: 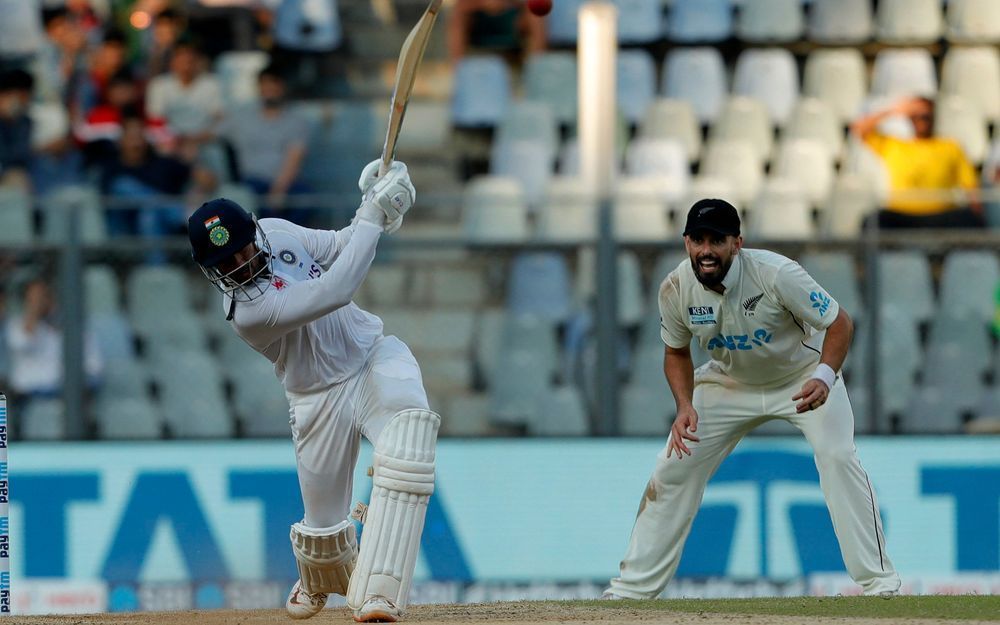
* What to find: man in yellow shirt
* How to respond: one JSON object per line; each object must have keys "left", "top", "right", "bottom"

{"left": 850, "top": 97, "right": 983, "bottom": 228}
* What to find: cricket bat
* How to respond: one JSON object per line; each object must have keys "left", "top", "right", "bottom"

{"left": 379, "top": 0, "right": 444, "bottom": 177}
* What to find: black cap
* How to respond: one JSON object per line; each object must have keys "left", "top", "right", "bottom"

{"left": 188, "top": 198, "right": 256, "bottom": 267}
{"left": 683, "top": 198, "right": 741, "bottom": 237}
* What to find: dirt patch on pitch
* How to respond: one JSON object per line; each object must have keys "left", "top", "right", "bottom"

{"left": 14, "top": 602, "right": 1000, "bottom": 625}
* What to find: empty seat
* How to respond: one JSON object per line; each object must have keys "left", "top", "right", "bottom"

{"left": 667, "top": 0, "right": 732, "bottom": 43}
{"left": 938, "top": 250, "right": 1000, "bottom": 323}
{"left": 95, "top": 396, "right": 162, "bottom": 439}
{"left": 421, "top": 266, "right": 488, "bottom": 308}
{"left": 924, "top": 343, "right": 984, "bottom": 404}
{"left": 935, "top": 95, "right": 989, "bottom": 165}
{"left": 381, "top": 310, "right": 476, "bottom": 354}
{"left": 899, "top": 386, "right": 964, "bottom": 434}
{"left": 127, "top": 266, "right": 195, "bottom": 331}
{"left": 841, "top": 136, "right": 891, "bottom": 203}
{"left": 941, "top": 47, "right": 1000, "bottom": 123}
{"left": 710, "top": 96, "right": 774, "bottom": 163}
{"left": 946, "top": 0, "right": 1000, "bottom": 43}
{"left": 524, "top": 52, "right": 578, "bottom": 126}
{"left": 537, "top": 177, "right": 597, "bottom": 243}
{"left": 155, "top": 350, "right": 233, "bottom": 438}
{"left": 393, "top": 100, "right": 451, "bottom": 154}
{"left": 215, "top": 51, "right": 269, "bottom": 105}
{"left": 84, "top": 265, "right": 121, "bottom": 315}
{"left": 490, "top": 139, "right": 554, "bottom": 208}
{"left": 772, "top": 138, "right": 835, "bottom": 206}
{"left": 803, "top": 49, "right": 868, "bottom": 123}
{"left": 614, "top": 0, "right": 664, "bottom": 44}
{"left": 821, "top": 174, "right": 878, "bottom": 239}
{"left": 926, "top": 316, "right": 993, "bottom": 375}
{"left": 639, "top": 98, "right": 701, "bottom": 163}
{"left": 808, "top": 0, "right": 872, "bottom": 44}
{"left": 676, "top": 176, "right": 739, "bottom": 215}
{"left": 851, "top": 313, "right": 922, "bottom": 416}
{"left": 0, "top": 187, "right": 33, "bottom": 243}
{"left": 736, "top": 0, "right": 803, "bottom": 43}
{"left": 784, "top": 98, "right": 844, "bottom": 161}
{"left": 701, "top": 139, "right": 764, "bottom": 204}
{"left": 530, "top": 385, "right": 590, "bottom": 436}
{"left": 232, "top": 357, "right": 290, "bottom": 437}
{"left": 94, "top": 357, "right": 149, "bottom": 405}
{"left": 451, "top": 56, "right": 511, "bottom": 127}
{"left": 546, "top": 0, "right": 586, "bottom": 45}
{"left": 42, "top": 185, "right": 106, "bottom": 243}
{"left": 613, "top": 177, "right": 672, "bottom": 242}
{"left": 495, "top": 101, "right": 559, "bottom": 160}
{"left": 799, "top": 252, "right": 863, "bottom": 318}
{"left": 574, "top": 249, "right": 645, "bottom": 326}
{"left": 441, "top": 393, "right": 493, "bottom": 437}
{"left": 88, "top": 313, "right": 136, "bottom": 362}
{"left": 462, "top": 176, "right": 529, "bottom": 243}
{"left": 489, "top": 349, "right": 552, "bottom": 427}
{"left": 871, "top": 49, "right": 937, "bottom": 98}
{"left": 749, "top": 177, "right": 814, "bottom": 240}
{"left": 876, "top": 0, "right": 942, "bottom": 45}
{"left": 732, "top": 48, "right": 799, "bottom": 126}
{"left": 877, "top": 251, "right": 935, "bottom": 323}
{"left": 623, "top": 138, "right": 690, "bottom": 204}
{"left": 21, "top": 398, "right": 65, "bottom": 440}
{"left": 617, "top": 49, "right": 657, "bottom": 124}
{"left": 662, "top": 48, "right": 727, "bottom": 124}
{"left": 621, "top": 384, "right": 673, "bottom": 436}
{"left": 507, "top": 253, "right": 574, "bottom": 323}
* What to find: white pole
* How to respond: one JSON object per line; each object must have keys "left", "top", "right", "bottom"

{"left": 0, "top": 393, "right": 8, "bottom": 615}
{"left": 578, "top": 1, "right": 618, "bottom": 200}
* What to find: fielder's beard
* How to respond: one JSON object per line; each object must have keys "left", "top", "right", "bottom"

{"left": 691, "top": 254, "right": 732, "bottom": 288}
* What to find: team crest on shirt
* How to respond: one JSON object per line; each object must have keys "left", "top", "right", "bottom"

{"left": 688, "top": 306, "right": 716, "bottom": 325}
{"left": 742, "top": 293, "right": 764, "bottom": 317}
{"left": 278, "top": 249, "right": 297, "bottom": 265}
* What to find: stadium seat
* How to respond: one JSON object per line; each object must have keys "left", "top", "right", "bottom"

{"left": 143, "top": 316, "right": 210, "bottom": 365}
{"left": 621, "top": 384, "right": 673, "bottom": 436}
{"left": 820, "top": 174, "right": 878, "bottom": 239}
{"left": 667, "top": 0, "right": 732, "bottom": 43}
{"left": 537, "top": 177, "right": 597, "bottom": 243}
{"left": 393, "top": 100, "right": 451, "bottom": 154}
{"left": 710, "top": 96, "right": 774, "bottom": 163}
{"left": 420, "top": 267, "right": 489, "bottom": 308}
{"left": 490, "top": 139, "right": 555, "bottom": 208}
{"left": 808, "top": 0, "right": 872, "bottom": 44}
{"left": 841, "top": 136, "right": 891, "bottom": 204}
{"left": 0, "top": 186, "right": 33, "bottom": 243}
{"left": 88, "top": 313, "right": 136, "bottom": 363}
{"left": 574, "top": 249, "right": 646, "bottom": 327}
{"left": 934, "top": 95, "right": 989, "bottom": 165}
{"left": 871, "top": 49, "right": 938, "bottom": 99}
{"left": 803, "top": 49, "right": 868, "bottom": 123}
{"left": 216, "top": 182, "right": 259, "bottom": 216}
{"left": 617, "top": 50, "right": 657, "bottom": 125}
{"left": 462, "top": 176, "right": 530, "bottom": 243}
{"left": 940, "top": 46, "right": 1000, "bottom": 123}
{"left": 877, "top": 251, "right": 935, "bottom": 323}
{"left": 524, "top": 52, "right": 578, "bottom": 126}
{"left": 531, "top": 385, "right": 590, "bottom": 436}
{"left": 772, "top": 138, "right": 835, "bottom": 206}
{"left": 613, "top": 177, "right": 672, "bottom": 242}
{"left": 361, "top": 265, "right": 408, "bottom": 307}
{"left": 676, "top": 176, "right": 739, "bottom": 215}
{"left": 215, "top": 51, "right": 269, "bottom": 105}
{"left": 926, "top": 315, "right": 993, "bottom": 376}
{"left": 732, "top": 48, "right": 799, "bottom": 126}
{"left": 946, "top": 0, "right": 1000, "bottom": 43}
{"left": 924, "top": 343, "right": 983, "bottom": 408}
{"left": 41, "top": 185, "right": 106, "bottom": 243}
{"left": 853, "top": 312, "right": 922, "bottom": 417}
{"left": 95, "top": 357, "right": 149, "bottom": 405}
{"left": 127, "top": 266, "right": 194, "bottom": 318}
{"left": 546, "top": 0, "right": 586, "bottom": 45}
{"left": 748, "top": 177, "right": 814, "bottom": 240}
{"left": 938, "top": 250, "right": 1000, "bottom": 324}
{"left": 451, "top": 56, "right": 511, "bottom": 127}
{"left": 274, "top": 0, "right": 341, "bottom": 52}
{"left": 701, "top": 139, "right": 764, "bottom": 205}
{"left": 21, "top": 398, "right": 65, "bottom": 440}
{"left": 639, "top": 98, "right": 702, "bottom": 163}
{"left": 875, "top": 0, "right": 943, "bottom": 44}
{"left": 155, "top": 350, "right": 234, "bottom": 438}
{"left": 614, "top": 0, "right": 664, "bottom": 44}
{"left": 799, "top": 252, "right": 864, "bottom": 319}
{"left": 381, "top": 310, "right": 476, "bottom": 355}
{"left": 662, "top": 48, "right": 727, "bottom": 124}
{"left": 899, "top": 386, "right": 964, "bottom": 434}
{"left": 490, "top": 348, "right": 554, "bottom": 427}
{"left": 623, "top": 138, "right": 690, "bottom": 204}
{"left": 784, "top": 98, "right": 844, "bottom": 162}
{"left": 495, "top": 101, "right": 559, "bottom": 161}
{"left": 736, "top": 0, "right": 803, "bottom": 43}
{"left": 232, "top": 357, "right": 290, "bottom": 437}
{"left": 441, "top": 393, "right": 493, "bottom": 437}
{"left": 507, "top": 254, "right": 574, "bottom": 324}
{"left": 84, "top": 265, "right": 121, "bottom": 315}
{"left": 94, "top": 396, "right": 163, "bottom": 440}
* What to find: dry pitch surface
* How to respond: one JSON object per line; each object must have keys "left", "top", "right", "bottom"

{"left": 13, "top": 597, "right": 1000, "bottom": 625}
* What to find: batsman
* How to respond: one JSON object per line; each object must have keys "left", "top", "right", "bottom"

{"left": 188, "top": 157, "right": 436, "bottom": 622}
{"left": 604, "top": 199, "right": 901, "bottom": 599}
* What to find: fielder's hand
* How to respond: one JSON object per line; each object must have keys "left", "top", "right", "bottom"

{"left": 793, "top": 378, "right": 830, "bottom": 413}
{"left": 667, "top": 405, "right": 700, "bottom": 459}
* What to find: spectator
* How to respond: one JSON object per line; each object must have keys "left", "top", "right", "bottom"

{"left": 6, "top": 278, "right": 102, "bottom": 401}
{"left": 448, "top": 0, "right": 546, "bottom": 65}
{"left": 0, "top": 0, "right": 45, "bottom": 72}
{"left": 73, "top": 29, "right": 131, "bottom": 124}
{"left": 144, "top": 7, "right": 184, "bottom": 78}
{"left": 0, "top": 69, "right": 34, "bottom": 188}
{"left": 65, "top": 0, "right": 104, "bottom": 45}
{"left": 850, "top": 97, "right": 983, "bottom": 229}
{"left": 99, "top": 113, "right": 214, "bottom": 239}
{"left": 33, "top": 6, "right": 89, "bottom": 106}
{"left": 145, "top": 39, "right": 222, "bottom": 147}
{"left": 215, "top": 63, "right": 311, "bottom": 223}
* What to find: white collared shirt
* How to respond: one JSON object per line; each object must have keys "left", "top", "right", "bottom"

{"left": 658, "top": 249, "right": 840, "bottom": 386}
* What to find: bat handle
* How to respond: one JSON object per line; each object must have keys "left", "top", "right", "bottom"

{"left": 378, "top": 154, "right": 391, "bottom": 178}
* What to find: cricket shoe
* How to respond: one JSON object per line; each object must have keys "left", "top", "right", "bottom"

{"left": 600, "top": 591, "right": 626, "bottom": 600}
{"left": 285, "top": 580, "right": 327, "bottom": 619}
{"left": 353, "top": 595, "right": 402, "bottom": 622}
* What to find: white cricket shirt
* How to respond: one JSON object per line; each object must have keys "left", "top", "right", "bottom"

{"left": 224, "top": 218, "right": 384, "bottom": 393}
{"left": 658, "top": 248, "right": 840, "bottom": 386}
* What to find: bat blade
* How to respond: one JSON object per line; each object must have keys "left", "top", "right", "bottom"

{"left": 379, "top": 0, "right": 443, "bottom": 176}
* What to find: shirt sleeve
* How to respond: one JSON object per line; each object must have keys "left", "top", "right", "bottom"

{"left": 235, "top": 220, "right": 381, "bottom": 344}
{"left": 658, "top": 273, "right": 692, "bottom": 349}
{"left": 145, "top": 77, "right": 166, "bottom": 119}
{"left": 772, "top": 261, "right": 841, "bottom": 331}
{"left": 260, "top": 218, "right": 356, "bottom": 270}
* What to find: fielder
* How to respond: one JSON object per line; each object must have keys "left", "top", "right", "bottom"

{"left": 187, "top": 159, "right": 439, "bottom": 622}
{"left": 604, "top": 199, "right": 901, "bottom": 599}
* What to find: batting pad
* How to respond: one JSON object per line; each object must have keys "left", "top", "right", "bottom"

{"left": 347, "top": 409, "right": 440, "bottom": 611}
{"left": 290, "top": 519, "right": 357, "bottom": 595}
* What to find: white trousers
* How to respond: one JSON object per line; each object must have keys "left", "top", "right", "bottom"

{"left": 286, "top": 335, "right": 429, "bottom": 528}
{"left": 609, "top": 364, "right": 901, "bottom": 598}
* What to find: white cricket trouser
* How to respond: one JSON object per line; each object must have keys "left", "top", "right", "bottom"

{"left": 285, "top": 335, "right": 429, "bottom": 528}
{"left": 609, "top": 363, "right": 901, "bottom": 598}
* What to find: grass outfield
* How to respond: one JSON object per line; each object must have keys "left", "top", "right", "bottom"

{"left": 573, "top": 596, "right": 1000, "bottom": 620}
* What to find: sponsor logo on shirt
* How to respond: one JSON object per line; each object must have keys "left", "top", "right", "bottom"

{"left": 742, "top": 293, "right": 764, "bottom": 317}
{"left": 707, "top": 328, "right": 774, "bottom": 351}
{"left": 810, "top": 291, "right": 831, "bottom": 317}
{"left": 688, "top": 306, "right": 716, "bottom": 325}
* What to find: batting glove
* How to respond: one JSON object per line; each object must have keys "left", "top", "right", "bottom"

{"left": 364, "top": 161, "right": 415, "bottom": 226}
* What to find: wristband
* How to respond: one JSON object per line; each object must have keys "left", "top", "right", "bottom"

{"left": 810, "top": 363, "right": 837, "bottom": 389}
